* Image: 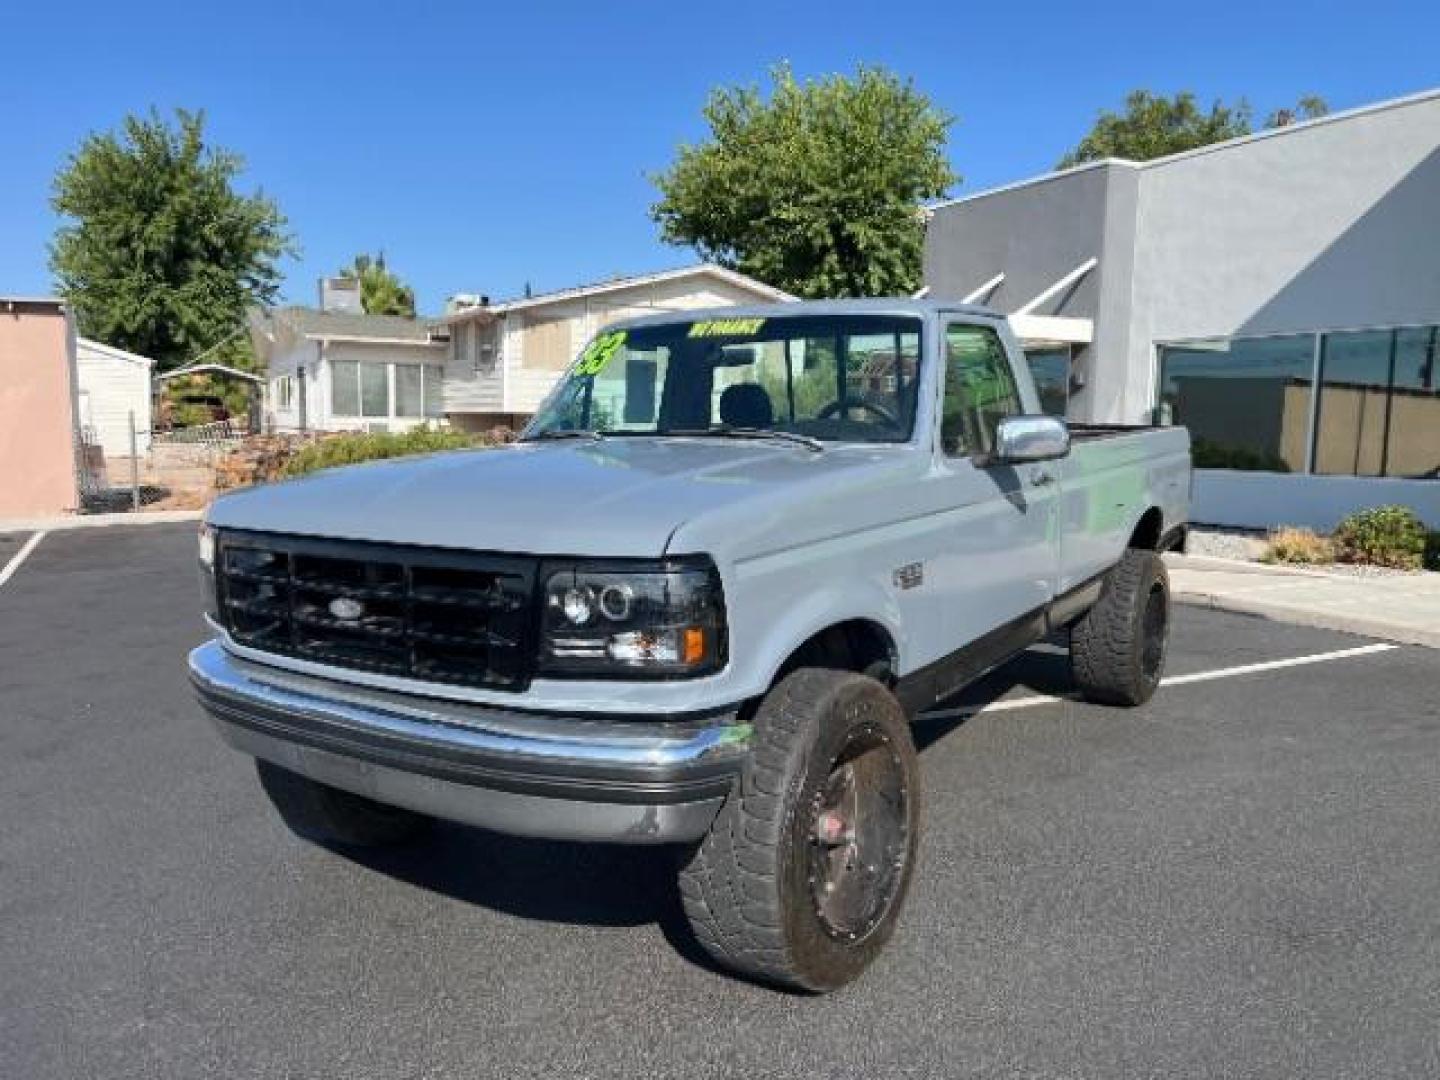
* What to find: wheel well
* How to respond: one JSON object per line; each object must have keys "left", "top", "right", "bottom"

{"left": 775, "top": 619, "right": 898, "bottom": 687}
{"left": 1128, "top": 507, "right": 1164, "bottom": 550}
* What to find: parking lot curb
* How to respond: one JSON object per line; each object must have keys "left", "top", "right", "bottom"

{"left": 0, "top": 510, "right": 203, "bottom": 534}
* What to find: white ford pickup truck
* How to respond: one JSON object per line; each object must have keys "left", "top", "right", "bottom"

{"left": 192, "top": 299, "right": 1190, "bottom": 991}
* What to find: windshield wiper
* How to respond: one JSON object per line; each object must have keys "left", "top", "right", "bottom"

{"left": 521, "top": 429, "right": 604, "bottom": 443}
{"left": 660, "top": 426, "right": 825, "bottom": 453}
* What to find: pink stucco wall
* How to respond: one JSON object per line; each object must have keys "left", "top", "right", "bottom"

{"left": 0, "top": 301, "right": 79, "bottom": 517}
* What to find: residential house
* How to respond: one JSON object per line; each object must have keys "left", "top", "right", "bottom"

{"left": 251, "top": 278, "right": 450, "bottom": 433}
{"left": 75, "top": 337, "right": 153, "bottom": 457}
{"left": 440, "top": 264, "right": 793, "bottom": 430}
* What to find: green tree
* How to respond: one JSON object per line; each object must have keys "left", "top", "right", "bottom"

{"left": 338, "top": 251, "right": 416, "bottom": 317}
{"left": 651, "top": 65, "right": 956, "bottom": 299}
{"left": 1059, "top": 90, "right": 1331, "bottom": 168}
{"left": 1058, "top": 91, "right": 1252, "bottom": 168}
{"left": 50, "top": 108, "right": 292, "bottom": 371}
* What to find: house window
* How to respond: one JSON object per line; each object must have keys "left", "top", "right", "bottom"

{"left": 275, "top": 376, "right": 294, "bottom": 411}
{"left": 334, "top": 360, "right": 446, "bottom": 420}
{"left": 396, "top": 364, "right": 424, "bottom": 417}
{"left": 331, "top": 360, "right": 362, "bottom": 417}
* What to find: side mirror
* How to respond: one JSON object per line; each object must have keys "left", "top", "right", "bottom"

{"left": 993, "top": 415, "right": 1070, "bottom": 464}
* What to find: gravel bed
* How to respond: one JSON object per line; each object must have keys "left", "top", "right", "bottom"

{"left": 1187, "top": 526, "right": 1429, "bottom": 577}
{"left": 1186, "top": 527, "right": 1268, "bottom": 561}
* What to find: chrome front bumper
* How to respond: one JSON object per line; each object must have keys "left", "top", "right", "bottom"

{"left": 188, "top": 641, "right": 750, "bottom": 844}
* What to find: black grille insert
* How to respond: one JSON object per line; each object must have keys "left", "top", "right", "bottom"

{"left": 216, "top": 531, "right": 538, "bottom": 690}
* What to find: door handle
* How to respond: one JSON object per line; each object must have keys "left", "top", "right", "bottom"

{"left": 1030, "top": 468, "right": 1056, "bottom": 487}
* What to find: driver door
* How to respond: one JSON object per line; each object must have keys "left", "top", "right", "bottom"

{"left": 931, "top": 321, "right": 1061, "bottom": 654}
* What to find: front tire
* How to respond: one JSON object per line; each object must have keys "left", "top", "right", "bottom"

{"left": 678, "top": 669, "right": 921, "bottom": 993}
{"left": 255, "top": 759, "right": 432, "bottom": 848}
{"left": 1071, "top": 548, "right": 1171, "bottom": 706}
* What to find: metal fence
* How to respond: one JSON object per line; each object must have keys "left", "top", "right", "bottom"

{"left": 151, "top": 418, "right": 245, "bottom": 448}
{"left": 77, "top": 409, "right": 222, "bottom": 513}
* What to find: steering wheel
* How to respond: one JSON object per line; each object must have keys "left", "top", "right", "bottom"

{"left": 817, "top": 397, "right": 897, "bottom": 425}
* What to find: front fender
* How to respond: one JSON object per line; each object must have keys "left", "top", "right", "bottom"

{"left": 724, "top": 563, "right": 907, "bottom": 698}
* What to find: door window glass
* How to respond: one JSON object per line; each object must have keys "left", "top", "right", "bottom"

{"left": 943, "top": 325, "right": 1022, "bottom": 456}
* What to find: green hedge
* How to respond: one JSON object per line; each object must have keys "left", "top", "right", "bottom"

{"left": 281, "top": 429, "right": 486, "bottom": 478}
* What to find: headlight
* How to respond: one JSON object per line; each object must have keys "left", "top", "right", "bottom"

{"left": 538, "top": 560, "right": 725, "bottom": 678}
{"left": 198, "top": 524, "right": 219, "bottom": 621}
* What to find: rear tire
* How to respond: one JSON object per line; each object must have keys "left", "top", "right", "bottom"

{"left": 678, "top": 669, "right": 921, "bottom": 993}
{"left": 1071, "top": 548, "right": 1170, "bottom": 706}
{"left": 255, "top": 759, "right": 432, "bottom": 848}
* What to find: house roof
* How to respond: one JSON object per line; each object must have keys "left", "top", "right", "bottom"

{"left": 264, "top": 306, "right": 447, "bottom": 345}
{"left": 442, "top": 263, "right": 795, "bottom": 323}
{"left": 77, "top": 337, "right": 154, "bottom": 369}
{"left": 928, "top": 84, "right": 1440, "bottom": 212}
{"left": 154, "top": 362, "right": 263, "bottom": 384}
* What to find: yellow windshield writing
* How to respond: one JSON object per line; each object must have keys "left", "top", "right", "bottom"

{"left": 574, "top": 330, "right": 626, "bottom": 376}
{"left": 687, "top": 318, "right": 767, "bottom": 339}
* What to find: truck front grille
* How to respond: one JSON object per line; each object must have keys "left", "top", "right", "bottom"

{"left": 215, "top": 530, "right": 538, "bottom": 691}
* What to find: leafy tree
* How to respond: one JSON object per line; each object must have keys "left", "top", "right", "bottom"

{"left": 1057, "top": 91, "right": 1252, "bottom": 167}
{"left": 651, "top": 64, "right": 956, "bottom": 299}
{"left": 50, "top": 108, "right": 292, "bottom": 371}
{"left": 1059, "top": 91, "right": 1331, "bottom": 168}
{"left": 338, "top": 251, "right": 416, "bottom": 317}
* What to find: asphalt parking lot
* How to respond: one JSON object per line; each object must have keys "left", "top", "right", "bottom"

{"left": 3, "top": 523, "right": 1438, "bottom": 1079}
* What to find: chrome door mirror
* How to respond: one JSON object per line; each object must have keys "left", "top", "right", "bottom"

{"left": 993, "top": 415, "right": 1070, "bottom": 464}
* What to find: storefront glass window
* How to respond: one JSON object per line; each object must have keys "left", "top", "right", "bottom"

{"left": 1314, "top": 327, "right": 1440, "bottom": 479}
{"left": 1157, "top": 335, "right": 1314, "bottom": 472}
{"left": 1024, "top": 347, "right": 1071, "bottom": 417}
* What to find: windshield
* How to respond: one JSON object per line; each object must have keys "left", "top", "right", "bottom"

{"left": 523, "top": 314, "right": 923, "bottom": 445}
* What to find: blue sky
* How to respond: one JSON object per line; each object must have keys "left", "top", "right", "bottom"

{"left": 1, "top": 0, "right": 1434, "bottom": 317}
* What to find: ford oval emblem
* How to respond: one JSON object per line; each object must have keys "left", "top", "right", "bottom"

{"left": 329, "top": 597, "right": 365, "bottom": 621}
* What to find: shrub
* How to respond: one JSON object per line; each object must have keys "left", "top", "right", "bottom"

{"left": 1332, "top": 505, "right": 1427, "bottom": 569}
{"left": 280, "top": 428, "right": 488, "bottom": 478}
{"left": 1425, "top": 530, "right": 1440, "bottom": 572}
{"left": 1261, "top": 527, "right": 1334, "bottom": 565}
{"left": 213, "top": 427, "right": 515, "bottom": 490}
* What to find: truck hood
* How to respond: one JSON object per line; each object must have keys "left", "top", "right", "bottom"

{"left": 207, "top": 438, "right": 918, "bottom": 558}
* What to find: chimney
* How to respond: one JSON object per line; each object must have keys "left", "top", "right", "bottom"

{"left": 318, "top": 277, "right": 363, "bottom": 314}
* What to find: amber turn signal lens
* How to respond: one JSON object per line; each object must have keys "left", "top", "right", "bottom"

{"left": 683, "top": 627, "right": 706, "bottom": 665}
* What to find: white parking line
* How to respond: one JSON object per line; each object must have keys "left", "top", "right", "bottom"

{"left": 1159, "top": 643, "right": 1397, "bottom": 686}
{"left": 0, "top": 531, "right": 46, "bottom": 591}
{"left": 922, "top": 642, "right": 1399, "bottom": 721}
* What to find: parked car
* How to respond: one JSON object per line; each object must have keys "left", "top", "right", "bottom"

{"left": 191, "top": 299, "right": 1191, "bottom": 991}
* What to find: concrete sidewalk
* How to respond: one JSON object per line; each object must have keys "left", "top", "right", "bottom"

{"left": 0, "top": 509, "right": 203, "bottom": 534}
{"left": 1167, "top": 554, "right": 1440, "bottom": 649}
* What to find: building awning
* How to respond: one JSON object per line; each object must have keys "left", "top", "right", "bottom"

{"left": 1008, "top": 313, "right": 1094, "bottom": 346}
{"left": 959, "top": 260, "right": 1097, "bottom": 347}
